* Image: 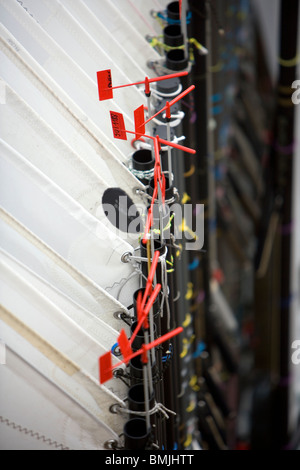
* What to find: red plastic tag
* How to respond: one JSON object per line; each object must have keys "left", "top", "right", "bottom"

{"left": 141, "top": 345, "right": 148, "bottom": 364}
{"left": 134, "top": 105, "right": 146, "bottom": 139}
{"left": 142, "top": 207, "right": 153, "bottom": 244}
{"left": 110, "top": 111, "right": 127, "bottom": 140}
{"left": 165, "top": 102, "right": 171, "bottom": 120}
{"left": 154, "top": 136, "right": 161, "bottom": 166}
{"left": 99, "top": 351, "right": 113, "bottom": 384}
{"left": 144, "top": 76, "right": 150, "bottom": 95}
{"left": 97, "top": 69, "right": 113, "bottom": 101}
{"left": 118, "top": 329, "right": 133, "bottom": 363}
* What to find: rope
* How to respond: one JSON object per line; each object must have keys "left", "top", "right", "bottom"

{"left": 160, "top": 254, "right": 171, "bottom": 329}
{"left": 112, "top": 402, "right": 177, "bottom": 420}
{"left": 150, "top": 83, "right": 183, "bottom": 98}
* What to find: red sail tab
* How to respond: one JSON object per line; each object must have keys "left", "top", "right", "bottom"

{"left": 145, "top": 327, "right": 184, "bottom": 350}
{"left": 141, "top": 251, "right": 160, "bottom": 309}
{"left": 142, "top": 207, "right": 153, "bottom": 245}
{"left": 143, "top": 284, "right": 161, "bottom": 316}
{"left": 154, "top": 136, "right": 161, "bottom": 165}
{"left": 165, "top": 102, "right": 171, "bottom": 120}
{"left": 134, "top": 105, "right": 146, "bottom": 139}
{"left": 118, "top": 329, "right": 133, "bottom": 363}
{"left": 110, "top": 111, "right": 127, "bottom": 140}
{"left": 99, "top": 351, "right": 113, "bottom": 384}
{"left": 143, "top": 85, "right": 195, "bottom": 126}
{"left": 144, "top": 76, "right": 150, "bottom": 95}
{"left": 130, "top": 283, "right": 161, "bottom": 345}
{"left": 97, "top": 69, "right": 113, "bottom": 101}
{"left": 141, "top": 345, "right": 148, "bottom": 364}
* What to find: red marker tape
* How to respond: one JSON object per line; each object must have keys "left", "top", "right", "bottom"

{"left": 99, "top": 326, "right": 183, "bottom": 384}
{"left": 99, "top": 351, "right": 113, "bottom": 384}
{"left": 143, "top": 85, "right": 195, "bottom": 126}
{"left": 97, "top": 69, "right": 189, "bottom": 101}
{"left": 110, "top": 111, "right": 127, "bottom": 140}
{"left": 97, "top": 70, "right": 113, "bottom": 101}
{"left": 134, "top": 105, "right": 146, "bottom": 139}
{"left": 117, "top": 329, "right": 133, "bottom": 364}
{"left": 144, "top": 76, "right": 150, "bottom": 96}
{"left": 142, "top": 206, "right": 153, "bottom": 244}
{"left": 141, "top": 251, "right": 160, "bottom": 309}
{"left": 109, "top": 116, "right": 196, "bottom": 154}
{"left": 145, "top": 327, "right": 183, "bottom": 350}
{"left": 165, "top": 102, "right": 171, "bottom": 120}
{"left": 141, "top": 345, "right": 148, "bottom": 364}
{"left": 130, "top": 284, "right": 161, "bottom": 346}
{"left": 154, "top": 135, "right": 161, "bottom": 165}
{"left": 126, "top": 326, "right": 183, "bottom": 368}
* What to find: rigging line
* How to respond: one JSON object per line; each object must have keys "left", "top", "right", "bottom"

{"left": 0, "top": 208, "right": 130, "bottom": 317}
{"left": 112, "top": 402, "right": 176, "bottom": 420}
{"left": 116, "top": 271, "right": 140, "bottom": 301}
{"left": 159, "top": 255, "right": 171, "bottom": 329}
{"left": 126, "top": 0, "right": 157, "bottom": 35}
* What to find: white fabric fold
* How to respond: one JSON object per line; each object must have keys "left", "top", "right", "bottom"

{"left": 0, "top": 24, "right": 144, "bottom": 201}
{"left": 0, "top": 0, "right": 141, "bottom": 157}
{"left": 0, "top": 348, "right": 120, "bottom": 450}
{"left": 0, "top": 209, "right": 130, "bottom": 331}
{"left": 0, "top": 97, "right": 142, "bottom": 246}
{"left": 0, "top": 139, "right": 139, "bottom": 306}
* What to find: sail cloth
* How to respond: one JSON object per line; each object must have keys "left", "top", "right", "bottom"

{"left": 0, "top": 210, "right": 130, "bottom": 332}
{"left": 0, "top": 0, "right": 168, "bottom": 451}
{"left": 0, "top": 257, "right": 127, "bottom": 393}
{"left": 0, "top": 140, "right": 139, "bottom": 306}
{"left": 0, "top": 308, "right": 127, "bottom": 443}
{"left": 0, "top": 249, "right": 122, "bottom": 352}
{"left": 111, "top": 0, "right": 168, "bottom": 37}
{"left": 0, "top": 348, "right": 120, "bottom": 450}
{"left": 59, "top": 0, "right": 158, "bottom": 81}
{"left": 0, "top": 0, "right": 145, "bottom": 157}
{"left": 0, "top": 24, "right": 145, "bottom": 202}
{"left": 83, "top": 0, "right": 163, "bottom": 68}
{"left": 0, "top": 92, "right": 143, "bottom": 246}
{"left": 0, "top": 52, "right": 117, "bottom": 187}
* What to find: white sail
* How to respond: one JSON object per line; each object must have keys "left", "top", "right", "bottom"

{"left": 0, "top": 143, "right": 139, "bottom": 304}
{"left": 0, "top": 209, "right": 130, "bottom": 331}
{"left": 0, "top": 348, "right": 121, "bottom": 450}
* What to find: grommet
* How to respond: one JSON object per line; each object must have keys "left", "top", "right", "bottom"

{"left": 104, "top": 439, "right": 119, "bottom": 450}
{"left": 121, "top": 252, "right": 132, "bottom": 263}
{"left": 113, "top": 311, "right": 125, "bottom": 320}
{"left": 109, "top": 404, "right": 120, "bottom": 414}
